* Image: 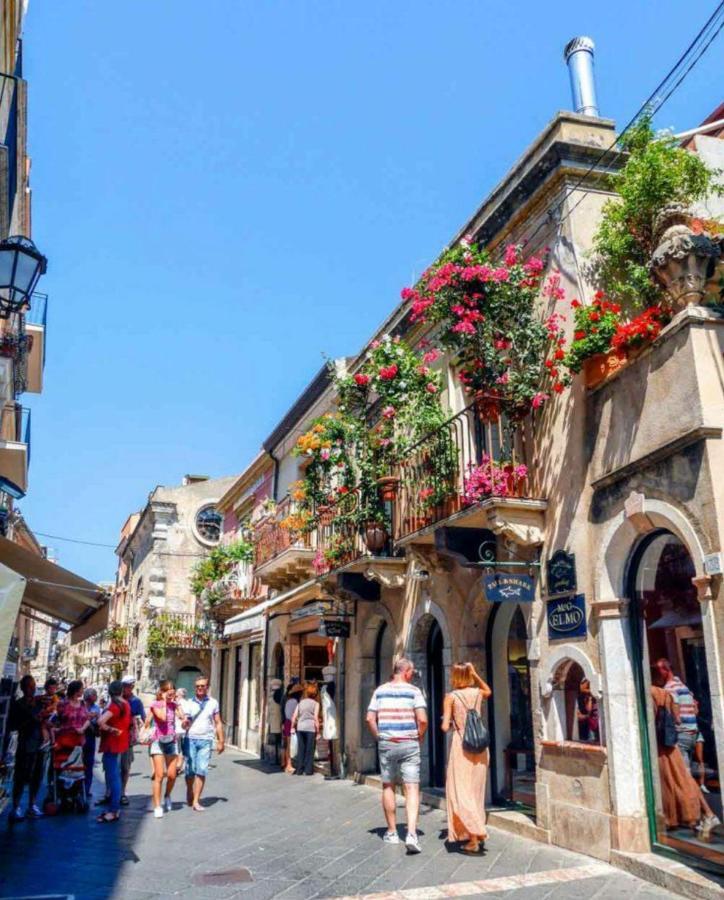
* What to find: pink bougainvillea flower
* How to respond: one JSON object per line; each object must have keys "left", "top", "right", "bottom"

{"left": 504, "top": 244, "right": 518, "bottom": 266}
{"left": 320, "top": 448, "right": 331, "bottom": 461}
{"left": 495, "top": 371, "right": 510, "bottom": 385}
{"left": 417, "top": 365, "right": 430, "bottom": 376}
{"left": 523, "top": 256, "right": 544, "bottom": 276}
{"left": 382, "top": 405, "right": 396, "bottom": 419}
{"left": 425, "top": 382, "right": 438, "bottom": 393}
{"left": 379, "top": 364, "right": 399, "bottom": 380}
{"left": 492, "top": 267, "right": 510, "bottom": 283}
{"left": 460, "top": 233, "right": 474, "bottom": 248}
{"left": 354, "top": 373, "right": 370, "bottom": 387}
{"left": 422, "top": 348, "right": 441, "bottom": 364}
{"left": 370, "top": 340, "right": 381, "bottom": 349}
{"left": 531, "top": 392, "right": 548, "bottom": 409}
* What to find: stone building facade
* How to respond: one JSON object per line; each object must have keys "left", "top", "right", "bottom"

{"left": 214, "top": 106, "right": 724, "bottom": 881}
{"left": 112, "top": 474, "right": 237, "bottom": 698}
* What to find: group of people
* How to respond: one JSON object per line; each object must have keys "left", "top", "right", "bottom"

{"left": 650, "top": 657, "right": 720, "bottom": 839}
{"left": 6, "top": 672, "right": 224, "bottom": 825}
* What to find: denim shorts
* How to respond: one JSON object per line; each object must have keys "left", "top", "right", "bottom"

{"left": 184, "top": 738, "right": 214, "bottom": 777}
{"left": 149, "top": 738, "right": 178, "bottom": 756}
{"left": 378, "top": 740, "right": 421, "bottom": 784}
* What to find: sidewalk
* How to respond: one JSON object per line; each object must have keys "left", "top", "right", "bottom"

{"left": 0, "top": 748, "right": 705, "bottom": 900}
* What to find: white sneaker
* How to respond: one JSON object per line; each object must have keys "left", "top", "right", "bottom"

{"left": 700, "top": 784, "right": 711, "bottom": 793}
{"left": 405, "top": 832, "right": 421, "bottom": 854}
{"left": 383, "top": 830, "right": 400, "bottom": 844}
{"left": 11, "top": 805, "right": 24, "bottom": 821}
{"left": 153, "top": 805, "right": 163, "bottom": 819}
{"left": 700, "top": 814, "right": 721, "bottom": 832}
{"left": 163, "top": 797, "right": 172, "bottom": 812}
{"left": 27, "top": 804, "right": 44, "bottom": 818}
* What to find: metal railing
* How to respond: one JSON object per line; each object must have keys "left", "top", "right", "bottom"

{"left": 153, "top": 612, "right": 213, "bottom": 649}
{"left": 393, "top": 399, "right": 530, "bottom": 542}
{"left": 254, "top": 496, "right": 312, "bottom": 568}
{"left": 26, "top": 293, "right": 47, "bottom": 368}
{"left": 0, "top": 403, "right": 29, "bottom": 455}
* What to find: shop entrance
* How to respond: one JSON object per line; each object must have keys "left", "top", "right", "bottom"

{"left": 487, "top": 603, "right": 535, "bottom": 808}
{"left": 426, "top": 619, "right": 446, "bottom": 789}
{"left": 629, "top": 530, "right": 722, "bottom": 867}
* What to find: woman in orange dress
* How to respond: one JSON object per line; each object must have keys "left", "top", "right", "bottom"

{"left": 442, "top": 662, "right": 492, "bottom": 853}
{"left": 650, "top": 684, "right": 703, "bottom": 829}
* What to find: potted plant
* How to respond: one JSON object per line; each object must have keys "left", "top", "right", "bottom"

{"left": 462, "top": 455, "right": 528, "bottom": 505}
{"left": 362, "top": 508, "right": 388, "bottom": 553}
{"left": 561, "top": 293, "right": 624, "bottom": 388}
{"left": 376, "top": 476, "right": 400, "bottom": 502}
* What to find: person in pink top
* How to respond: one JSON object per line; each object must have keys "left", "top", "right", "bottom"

{"left": 148, "top": 680, "right": 185, "bottom": 819}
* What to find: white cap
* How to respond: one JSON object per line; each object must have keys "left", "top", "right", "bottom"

{"left": 121, "top": 675, "right": 136, "bottom": 686}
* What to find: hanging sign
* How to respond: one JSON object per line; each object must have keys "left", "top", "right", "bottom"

{"left": 483, "top": 573, "right": 535, "bottom": 603}
{"left": 290, "top": 601, "right": 329, "bottom": 622}
{"left": 319, "top": 619, "right": 350, "bottom": 639}
{"left": 547, "top": 594, "right": 587, "bottom": 640}
{"left": 547, "top": 550, "right": 577, "bottom": 597}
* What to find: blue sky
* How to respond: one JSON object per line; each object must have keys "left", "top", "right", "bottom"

{"left": 19, "top": 1, "right": 722, "bottom": 582}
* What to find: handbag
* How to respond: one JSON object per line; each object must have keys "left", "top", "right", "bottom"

{"left": 289, "top": 730, "right": 299, "bottom": 759}
{"left": 454, "top": 690, "right": 490, "bottom": 753}
{"left": 137, "top": 714, "right": 154, "bottom": 746}
{"left": 655, "top": 704, "right": 678, "bottom": 749}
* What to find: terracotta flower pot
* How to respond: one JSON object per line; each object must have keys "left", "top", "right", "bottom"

{"left": 473, "top": 391, "right": 502, "bottom": 423}
{"left": 364, "top": 522, "right": 387, "bottom": 553}
{"left": 582, "top": 350, "right": 628, "bottom": 389}
{"left": 377, "top": 476, "right": 400, "bottom": 502}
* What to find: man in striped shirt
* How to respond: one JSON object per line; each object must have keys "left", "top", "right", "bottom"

{"left": 655, "top": 658, "right": 700, "bottom": 768}
{"left": 366, "top": 658, "right": 428, "bottom": 854}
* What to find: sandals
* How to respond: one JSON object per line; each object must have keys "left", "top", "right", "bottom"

{"left": 96, "top": 812, "right": 120, "bottom": 824}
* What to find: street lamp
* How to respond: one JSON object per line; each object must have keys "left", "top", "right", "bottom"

{"left": 0, "top": 235, "right": 47, "bottom": 318}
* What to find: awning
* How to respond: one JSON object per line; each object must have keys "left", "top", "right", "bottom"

{"left": 0, "top": 535, "right": 107, "bottom": 627}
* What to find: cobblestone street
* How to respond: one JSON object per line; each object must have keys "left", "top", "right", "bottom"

{"left": 0, "top": 749, "right": 694, "bottom": 900}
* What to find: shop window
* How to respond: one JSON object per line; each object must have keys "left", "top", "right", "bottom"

{"left": 302, "top": 644, "right": 328, "bottom": 683}
{"left": 546, "top": 658, "right": 602, "bottom": 745}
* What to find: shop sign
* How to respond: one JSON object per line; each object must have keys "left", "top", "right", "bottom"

{"left": 547, "top": 594, "right": 587, "bottom": 640}
{"left": 2, "top": 660, "right": 17, "bottom": 679}
{"left": 319, "top": 619, "right": 350, "bottom": 639}
{"left": 483, "top": 573, "right": 535, "bottom": 603}
{"left": 547, "top": 550, "right": 577, "bottom": 597}
{"left": 290, "top": 601, "right": 329, "bottom": 622}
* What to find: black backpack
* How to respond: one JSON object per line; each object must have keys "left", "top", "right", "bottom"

{"left": 454, "top": 691, "right": 490, "bottom": 753}
{"left": 655, "top": 703, "right": 678, "bottom": 749}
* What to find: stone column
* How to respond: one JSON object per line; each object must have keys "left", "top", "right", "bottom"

{"left": 593, "top": 597, "right": 650, "bottom": 852}
{"left": 692, "top": 575, "right": 724, "bottom": 792}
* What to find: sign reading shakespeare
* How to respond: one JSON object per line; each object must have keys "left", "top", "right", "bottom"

{"left": 547, "top": 594, "right": 587, "bottom": 640}
{"left": 318, "top": 619, "right": 350, "bottom": 639}
{"left": 546, "top": 550, "right": 577, "bottom": 597}
{"left": 483, "top": 573, "right": 535, "bottom": 603}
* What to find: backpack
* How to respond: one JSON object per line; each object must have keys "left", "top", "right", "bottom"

{"left": 655, "top": 703, "right": 678, "bottom": 749}
{"left": 454, "top": 691, "right": 490, "bottom": 753}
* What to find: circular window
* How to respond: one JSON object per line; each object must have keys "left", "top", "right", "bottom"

{"left": 195, "top": 505, "right": 223, "bottom": 545}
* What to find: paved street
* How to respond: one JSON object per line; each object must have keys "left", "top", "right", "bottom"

{"left": 0, "top": 748, "right": 688, "bottom": 900}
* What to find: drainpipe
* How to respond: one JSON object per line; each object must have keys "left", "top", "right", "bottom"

{"left": 337, "top": 637, "right": 347, "bottom": 779}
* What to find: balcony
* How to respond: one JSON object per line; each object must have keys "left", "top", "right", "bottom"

{"left": 253, "top": 496, "right": 316, "bottom": 590}
{"left": 102, "top": 624, "right": 130, "bottom": 657}
{"left": 0, "top": 403, "right": 29, "bottom": 498}
{"left": 152, "top": 612, "right": 213, "bottom": 651}
{"left": 24, "top": 293, "right": 47, "bottom": 394}
{"left": 392, "top": 401, "right": 546, "bottom": 549}
{"left": 203, "top": 560, "right": 265, "bottom": 622}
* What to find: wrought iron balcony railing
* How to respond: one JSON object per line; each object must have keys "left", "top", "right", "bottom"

{"left": 152, "top": 612, "right": 213, "bottom": 650}
{"left": 393, "top": 399, "right": 530, "bottom": 542}
{"left": 254, "top": 496, "right": 312, "bottom": 568}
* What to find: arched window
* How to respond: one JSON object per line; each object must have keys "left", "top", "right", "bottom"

{"left": 548, "top": 659, "right": 601, "bottom": 744}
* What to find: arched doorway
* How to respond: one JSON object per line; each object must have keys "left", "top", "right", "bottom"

{"left": 427, "top": 620, "right": 446, "bottom": 789}
{"left": 176, "top": 665, "right": 203, "bottom": 696}
{"left": 374, "top": 621, "right": 394, "bottom": 686}
{"left": 487, "top": 604, "right": 535, "bottom": 807}
{"left": 629, "top": 530, "right": 722, "bottom": 866}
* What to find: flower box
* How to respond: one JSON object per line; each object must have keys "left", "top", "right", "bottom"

{"left": 582, "top": 350, "right": 628, "bottom": 389}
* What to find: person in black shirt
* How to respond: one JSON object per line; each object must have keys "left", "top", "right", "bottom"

{"left": 7, "top": 675, "right": 45, "bottom": 820}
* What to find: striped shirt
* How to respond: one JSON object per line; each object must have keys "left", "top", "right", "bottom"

{"left": 368, "top": 681, "right": 426, "bottom": 742}
{"left": 664, "top": 677, "right": 698, "bottom": 733}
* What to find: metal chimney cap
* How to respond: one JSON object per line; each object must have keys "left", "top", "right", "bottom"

{"left": 564, "top": 36, "right": 595, "bottom": 61}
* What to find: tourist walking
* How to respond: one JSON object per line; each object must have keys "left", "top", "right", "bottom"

{"left": 6, "top": 675, "right": 45, "bottom": 821}
{"left": 149, "top": 680, "right": 184, "bottom": 818}
{"left": 441, "top": 662, "right": 492, "bottom": 853}
{"left": 96, "top": 680, "right": 131, "bottom": 824}
{"left": 56, "top": 680, "right": 91, "bottom": 742}
{"left": 120, "top": 675, "right": 146, "bottom": 806}
{"left": 282, "top": 682, "right": 302, "bottom": 774}
{"left": 181, "top": 675, "right": 224, "bottom": 812}
{"left": 291, "top": 682, "right": 320, "bottom": 776}
{"left": 366, "top": 658, "right": 428, "bottom": 854}
{"left": 82, "top": 688, "right": 101, "bottom": 798}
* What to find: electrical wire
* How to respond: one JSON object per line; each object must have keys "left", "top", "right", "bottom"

{"left": 32, "top": 531, "right": 117, "bottom": 549}
{"left": 487, "top": 0, "right": 724, "bottom": 261}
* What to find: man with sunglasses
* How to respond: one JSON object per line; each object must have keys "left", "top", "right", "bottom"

{"left": 180, "top": 676, "right": 224, "bottom": 811}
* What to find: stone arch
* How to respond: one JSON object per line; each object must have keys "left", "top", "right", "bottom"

{"left": 539, "top": 645, "right": 604, "bottom": 744}
{"left": 354, "top": 603, "right": 396, "bottom": 773}
{"left": 539, "top": 644, "right": 602, "bottom": 698}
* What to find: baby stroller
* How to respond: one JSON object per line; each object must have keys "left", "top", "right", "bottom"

{"left": 44, "top": 733, "right": 89, "bottom": 815}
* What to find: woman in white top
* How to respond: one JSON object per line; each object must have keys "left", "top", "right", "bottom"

{"left": 282, "top": 683, "right": 303, "bottom": 774}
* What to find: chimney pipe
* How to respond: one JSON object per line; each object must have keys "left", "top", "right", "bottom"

{"left": 564, "top": 36, "right": 599, "bottom": 117}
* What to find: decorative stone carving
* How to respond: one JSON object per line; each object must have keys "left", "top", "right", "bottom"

{"left": 704, "top": 234, "right": 724, "bottom": 305}
{"left": 691, "top": 574, "right": 714, "bottom": 602}
{"left": 362, "top": 560, "right": 406, "bottom": 589}
{"left": 484, "top": 498, "right": 546, "bottom": 546}
{"left": 650, "top": 205, "right": 720, "bottom": 309}
{"left": 624, "top": 491, "right": 654, "bottom": 534}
